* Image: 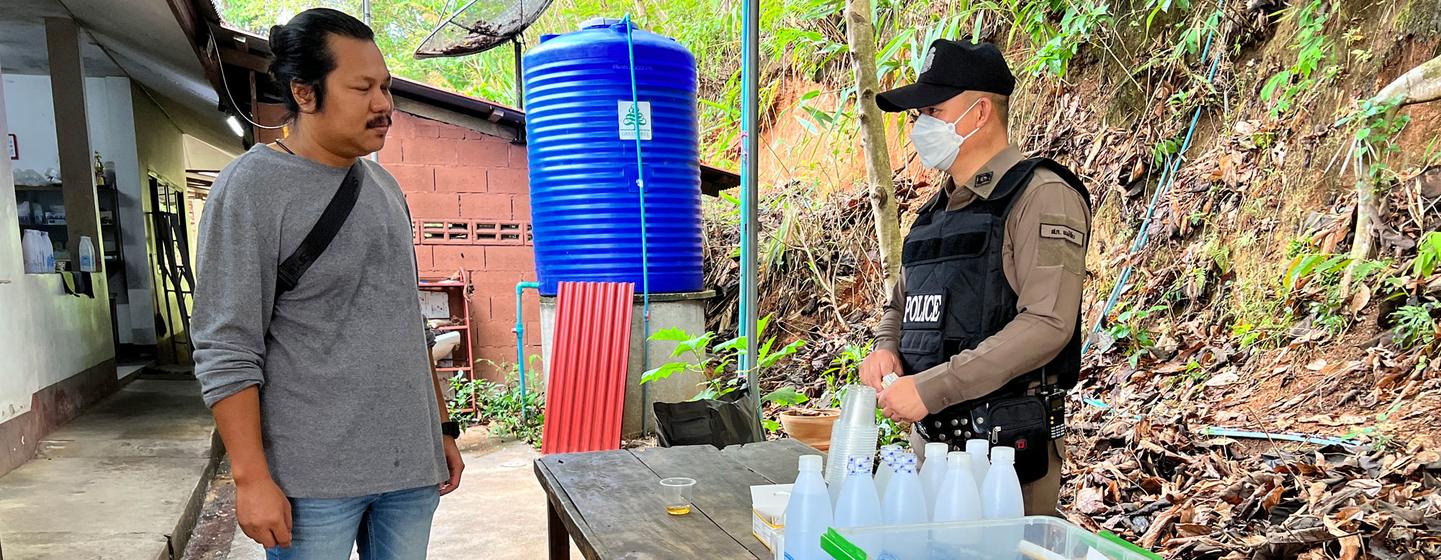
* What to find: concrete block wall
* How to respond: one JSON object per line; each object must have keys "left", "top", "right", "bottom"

{"left": 379, "top": 110, "right": 540, "bottom": 382}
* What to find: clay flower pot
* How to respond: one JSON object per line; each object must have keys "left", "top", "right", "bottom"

{"left": 778, "top": 408, "right": 840, "bottom": 451}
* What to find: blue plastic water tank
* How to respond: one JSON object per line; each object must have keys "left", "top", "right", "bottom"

{"left": 522, "top": 19, "right": 704, "bottom": 297}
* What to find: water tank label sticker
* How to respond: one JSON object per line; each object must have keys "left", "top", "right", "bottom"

{"left": 618, "top": 101, "right": 653, "bottom": 141}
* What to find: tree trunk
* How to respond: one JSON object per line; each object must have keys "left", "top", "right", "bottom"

{"left": 1375, "top": 54, "right": 1441, "bottom": 107}
{"left": 845, "top": 0, "right": 904, "bottom": 297}
{"left": 1347, "top": 54, "right": 1441, "bottom": 281}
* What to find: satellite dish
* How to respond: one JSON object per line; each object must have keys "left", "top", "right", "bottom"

{"left": 415, "top": 0, "right": 555, "bottom": 59}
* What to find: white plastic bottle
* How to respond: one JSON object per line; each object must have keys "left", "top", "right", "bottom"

{"left": 920, "top": 441, "right": 949, "bottom": 514}
{"left": 932, "top": 452, "right": 983, "bottom": 522}
{"left": 881, "top": 452, "right": 928, "bottom": 559}
{"left": 873, "top": 444, "right": 902, "bottom": 503}
{"left": 78, "top": 236, "right": 96, "bottom": 272}
{"left": 835, "top": 455, "right": 882, "bottom": 522}
{"left": 981, "top": 446, "right": 1025, "bottom": 519}
{"left": 783, "top": 455, "right": 833, "bottom": 560}
{"left": 21, "top": 230, "right": 41, "bottom": 273}
{"left": 834, "top": 456, "right": 883, "bottom": 554}
{"left": 881, "top": 453, "right": 928, "bottom": 524}
{"left": 39, "top": 232, "right": 55, "bottom": 272}
{"left": 966, "top": 439, "right": 990, "bottom": 494}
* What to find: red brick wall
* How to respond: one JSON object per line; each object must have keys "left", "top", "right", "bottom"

{"left": 379, "top": 110, "right": 539, "bottom": 382}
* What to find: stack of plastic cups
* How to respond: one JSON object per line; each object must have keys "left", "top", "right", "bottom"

{"left": 824, "top": 385, "right": 879, "bottom": 498}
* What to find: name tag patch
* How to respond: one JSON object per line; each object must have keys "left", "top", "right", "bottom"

{"left": 1040, "top": 223, "right": 1084, "bottom": 246}
{"left": 903, "top": 292, "right": 946, "bottom": 327}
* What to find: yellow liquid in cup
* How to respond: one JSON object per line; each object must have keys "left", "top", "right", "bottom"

{"left": 665, "top": 504, "right": 692, "bottom": 516}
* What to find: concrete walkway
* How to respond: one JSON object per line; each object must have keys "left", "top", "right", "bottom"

{"left": 0, "top": 378, "right": 217, "bottom": 560}
{"left": 208, "top": 430, "right": 576, "bottom": 559}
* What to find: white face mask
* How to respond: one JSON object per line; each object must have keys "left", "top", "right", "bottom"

{"left": 909, "top": 99, "right": 982, "bottom": 171}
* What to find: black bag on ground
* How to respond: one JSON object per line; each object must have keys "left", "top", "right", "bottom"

{"left": 653, "top": 389, "right": 763, "bottom": 449}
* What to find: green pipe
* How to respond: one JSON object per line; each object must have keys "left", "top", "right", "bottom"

{"left": 515, "top": 281, "right": 540, "bottom": 422}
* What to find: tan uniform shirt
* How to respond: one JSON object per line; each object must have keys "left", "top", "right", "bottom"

{"left": 876, "top": 145, "right": 1091, "bottom": 415}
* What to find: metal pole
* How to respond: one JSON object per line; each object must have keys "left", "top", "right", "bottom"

{"left": 513, "top": 37, "right": 525, "bottom": 110}
{"left": 740, "top": 0, "right": 760, "bottom": 424}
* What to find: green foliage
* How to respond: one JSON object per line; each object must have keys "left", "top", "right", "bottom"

{"left": 1260, "top": 0, "right": 1337, "bottom": 117}
{"left": 819, "top": 342, "right": 871, "bottom": 408}
{"left": 1283, "top": 252, "right": 1351, "bottom": 292}
{"left": 1338, "top": 97, "right": 1410, "bottom": 193}
{"left": 1391, "top": 302, "right": 1439, "bottom": 350}
{"left": 642, "top": 314, "right": 806, "bottom": 401}
{"left": 1105, "top": 303, "right": 1168, "bottom": 367}
{"left": 761, "top": 386, "right": 810, "bottom": 407}
{"left": 1143, "top": 0, "right": 1191, "bottom": 30}
{"left": 448, "top": 358, "right": 545, "bottom": 448}
{"left": 1153, "top": 136, "right": 1182, "bottom": 166}
{"left": 762, "top": 342, "right": 906, "bottom": 446}
{"left": 1023, "top": 0, "right": 1113, "bottom": 78}
{"left": 1413, "top": 232, "right": 1441, "bottom": 278}
{"left": 1283, "top": 252, "right": 1388, "bottom": 336}
{"left": 875, "top": 408, "right": 910, "bottom": 447}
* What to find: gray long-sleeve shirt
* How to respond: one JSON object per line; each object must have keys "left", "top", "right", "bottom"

{"left": 192, "top": 144, "right": 447, "bottom": 499}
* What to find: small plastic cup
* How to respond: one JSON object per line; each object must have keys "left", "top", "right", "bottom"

{"left": 660, "top": 477, "right": 696, "bottom": 516}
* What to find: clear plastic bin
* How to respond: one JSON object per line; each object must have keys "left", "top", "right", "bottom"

{"left": 821, "top": 516, "right": 1160, "bottom": 560}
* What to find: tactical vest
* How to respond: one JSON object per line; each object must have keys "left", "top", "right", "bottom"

{"left": 899, "top": 158, "right": 1091, "bottom": 398}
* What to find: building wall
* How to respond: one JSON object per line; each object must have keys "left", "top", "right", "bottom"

{"left": 0, "top": 62, "right": 117, "bottom": 475}
{"left": 379, "top": 108, "right": 540, "bottom": 381}
{"left": 131, "top": 82, "right": 190, "bottom": 364}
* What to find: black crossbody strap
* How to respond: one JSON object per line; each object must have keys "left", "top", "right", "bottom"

{"left": 276, "top": 162, "right": 364, "bottom": 297}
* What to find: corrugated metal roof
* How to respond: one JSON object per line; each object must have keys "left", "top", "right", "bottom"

{"left": 541, "top": 282, "right": 634, "bottom": 455}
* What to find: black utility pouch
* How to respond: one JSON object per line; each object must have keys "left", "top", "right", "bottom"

{"left": 970, "top": 395, "right": 1052, "bottom": 484}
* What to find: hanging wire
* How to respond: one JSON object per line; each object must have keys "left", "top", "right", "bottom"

{"left": 209, "top": 33, "right": 288, "bottom": 131}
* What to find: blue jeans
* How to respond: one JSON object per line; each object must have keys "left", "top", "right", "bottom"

{"left": 266, "top": 485, "right": 440, "bottom": 560}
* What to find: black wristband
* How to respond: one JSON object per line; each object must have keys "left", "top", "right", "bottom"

{"left": 441, "top": 421, "right": 461, "bottom": 439}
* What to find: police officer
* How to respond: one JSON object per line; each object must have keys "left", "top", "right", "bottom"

{"left": 860, "top": 40, "right": 1092, "bottom": 516}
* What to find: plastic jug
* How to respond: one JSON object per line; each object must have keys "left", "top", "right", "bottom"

{"left": 39, "top": 232, "right": 55, "bottom": 272}
{"left": 783, "top": 455, "right": 832, "bottom": 560}
{"left": 932, "top": 452, "right": 983, "bottom": 522}
{"left": 966, "top": 439, "right": 990, "bottom": 494}
{"left": 981, "top": 446, "right": 1025, "bottom": 519}
{"left": 834, "top": 455, "right": 883, "bottom": 554}
{"left": 881, "top": 452, "right": 928, "bottom": 559}
{"left": 834, "top": 456, "right": 881, "bottom": 526}
{"left": 874, "top": 444, "right": 902, "bottom": 503}
{"left": 920, "top": 441, "right": 949, "bottom": 514}
{"left": 881, "top": 453, "right": 927, "bottom": 524}
{"left": 79, "top": 236, "right": 96, "bottom": 272}
{"left": 21, "top": 230, "right": 41, "bottom": 273}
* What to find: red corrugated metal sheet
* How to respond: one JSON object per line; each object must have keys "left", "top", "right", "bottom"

{"left": 541, "top": 281, "right": 634, "bottom": 455}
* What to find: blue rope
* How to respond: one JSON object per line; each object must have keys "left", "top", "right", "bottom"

{"left": 622, "top": 15, "right": 653, "bottom": 433}
{"left": 1083, "top": 26, "right": 1223, "bottom": 356}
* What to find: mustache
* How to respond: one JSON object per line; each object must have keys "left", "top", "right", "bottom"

{"left": 367, "top": 115, "right": 392, "bottom": 129}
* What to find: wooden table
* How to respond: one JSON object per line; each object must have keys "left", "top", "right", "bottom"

{"left": 534, "top": 438, "right": 818, "bottom": 559}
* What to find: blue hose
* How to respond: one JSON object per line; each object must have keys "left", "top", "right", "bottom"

{"left": 621, "top": 15, "right": 653, "bottom": 433}
{"left": 739, "top": 0, "right": 760, "bottom": 421}
{"left": 514, "top": 281, "right": 540, "bottom": 422}
{"left": 1083, "top": 26, "right": 1222, "bottom": 356}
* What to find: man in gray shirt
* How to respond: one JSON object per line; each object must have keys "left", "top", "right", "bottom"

{"left": 192, "top": 9, "right": 462, "bottom": 559}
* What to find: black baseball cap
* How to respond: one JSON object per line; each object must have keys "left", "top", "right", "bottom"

{"left": 876, "top": 39, "right": 1015, "bottom": 112}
